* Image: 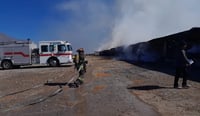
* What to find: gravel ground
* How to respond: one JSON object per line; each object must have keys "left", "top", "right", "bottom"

{"left": 0, "top": 56, "right": 199, "bottom": 116}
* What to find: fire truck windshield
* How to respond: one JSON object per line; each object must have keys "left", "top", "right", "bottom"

{"left": 67, "top": 45, "right": 72, "bottom": 51}
{"left": 58, "top": 44, "right": 66, "bottom": 52}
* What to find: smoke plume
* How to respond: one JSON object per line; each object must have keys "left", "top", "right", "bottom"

{"left": 41, "top": 0, "right": 200, "bottom": 53}
{"left": 99, "top": 0, "right": 200, "bottom": 50}
{"left": 41, "top": 0, "right": 116, "bottom": 53}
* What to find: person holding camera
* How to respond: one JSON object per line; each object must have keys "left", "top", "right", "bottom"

{"left": 174, "top": 41, "right": 193, "bottom": 89}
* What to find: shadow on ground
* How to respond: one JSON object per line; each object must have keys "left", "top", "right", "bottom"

{"left": 127, "top": 85, "right": 173, "bottom": 90}
{"left": 44, "top": 82, "right": 68, "bottom": 87}
{"left": 125, "top": 60, "right": 200, "bottom": 83}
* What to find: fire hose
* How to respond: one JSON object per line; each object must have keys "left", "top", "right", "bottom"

{"left": 2, "top": 87, "right": 63, "bottom": 112}
{"left": 0, "top": 62, "right": 87, "bottom": 112}
{"left": 0, "top": 84, "right": 44, "bottom": 99}
{"left": 0, "top": 69, "right": 81, "bottom": 112}
{"left": 68, "top": 64, "right": 83, "bottom": 83}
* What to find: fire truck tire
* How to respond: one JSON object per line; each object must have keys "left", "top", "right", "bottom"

{"left": 48, "top": 58, "right": 59, "bottom": 67}
{"left": 1, "top": 60, "right": 13, "bottom": 69}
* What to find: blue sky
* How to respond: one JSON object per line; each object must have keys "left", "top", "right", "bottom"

{"left": 0, "top": 0, "right": 51, "bottom": 39}
{"left": 0, "top": 0, "right": 72, "bottom": 41}
{"left": 0, "top": 0, "right": 200, "bottom": 53}
{"left": 0, "top": 0, "right": 116, "bottom": 53}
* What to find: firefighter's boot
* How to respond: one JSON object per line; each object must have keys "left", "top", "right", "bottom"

{"left": 68, "top": 83, "right": 79, "bottom": 88}
{"left": 74, "top": 78, "right": 84, "bottom": 86}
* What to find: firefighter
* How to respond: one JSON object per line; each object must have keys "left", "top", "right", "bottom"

{"left": 73, "top": 54, "right": 78, "bottom": 70}
{"left": 73, "top": 48, "right": 86, "bottom": 72}
{"left": 69, "top": 48, "right": 87, "bottom": 88}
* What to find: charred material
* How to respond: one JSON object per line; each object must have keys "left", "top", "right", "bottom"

{"left": 99, "top": 27, "right": 200, "bottom": 66}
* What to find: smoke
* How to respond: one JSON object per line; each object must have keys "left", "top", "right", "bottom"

{"left": 40, "top": 0, "right": 117, "bottom": 53}
{"left": 99, "top": 0, "right": 200, "bottom": 50}
{"left": 188, "top": 45, "right": 200, "bottom": 54}
{"left": 41, "top": 0, "right": 200, "bottom": 53}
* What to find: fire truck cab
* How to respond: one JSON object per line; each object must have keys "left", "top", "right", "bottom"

{"left": 39, "top": 41, "right": 73, "bottom": 66}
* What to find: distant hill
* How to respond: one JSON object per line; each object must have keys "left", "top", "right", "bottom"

{"left": 0, "top": 33, "right": 16, "bottom": 42}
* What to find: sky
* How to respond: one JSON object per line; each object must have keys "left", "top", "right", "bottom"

{"left": 0, "top": 0, "right": 200, "bottom": 53}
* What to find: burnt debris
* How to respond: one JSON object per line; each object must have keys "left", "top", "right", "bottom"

{"left": 99, "top": 27, "right": 200, "bottom": 66}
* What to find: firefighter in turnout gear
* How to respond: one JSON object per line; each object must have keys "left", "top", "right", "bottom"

{"left": 69, "top": 48, "right": 87, "bottom": 88}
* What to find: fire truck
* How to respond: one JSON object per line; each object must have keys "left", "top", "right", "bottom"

{"left": 0, "top": 40, "right": 73, "bottom": 69}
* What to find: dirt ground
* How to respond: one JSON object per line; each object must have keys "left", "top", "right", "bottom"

{"left": 0, "top": 56, "right": 199, "bottom": 116}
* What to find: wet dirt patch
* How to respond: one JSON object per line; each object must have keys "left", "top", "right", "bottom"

{"left": 92, "top": 85, "right": 106, "bottom": 94}
{"left": 95, "top": 72, "right": 111, "bottom": 78}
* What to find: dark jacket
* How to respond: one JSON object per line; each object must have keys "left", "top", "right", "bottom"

{"left": 176, "top": 48, "right": 189, "bottom": 67}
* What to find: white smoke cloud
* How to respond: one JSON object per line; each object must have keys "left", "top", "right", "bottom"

{"left": 40, "top": 0, "right": 116, "bottom": 53}
{"left": 99, "top": 0, "right": 200, "bottom": 50}
{"left": 56, "top": 1, "right": 81, "bottom": 12}
{"left": 41, "top": 0, "right": 200, "bottom": 53}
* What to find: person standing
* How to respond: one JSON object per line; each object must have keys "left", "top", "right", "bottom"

{"left": 174, "top": 41, "right": 192, "bottom": 89}
{"left": 69, "top": 48, "right": 87, "bottom": 88}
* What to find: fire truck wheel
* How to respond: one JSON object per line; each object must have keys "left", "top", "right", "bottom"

{"left": 1, "top": 60, "right": 13, "bottom": 69}
{"left": 49, "top": 58, "right": 59, "bottom": 67}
